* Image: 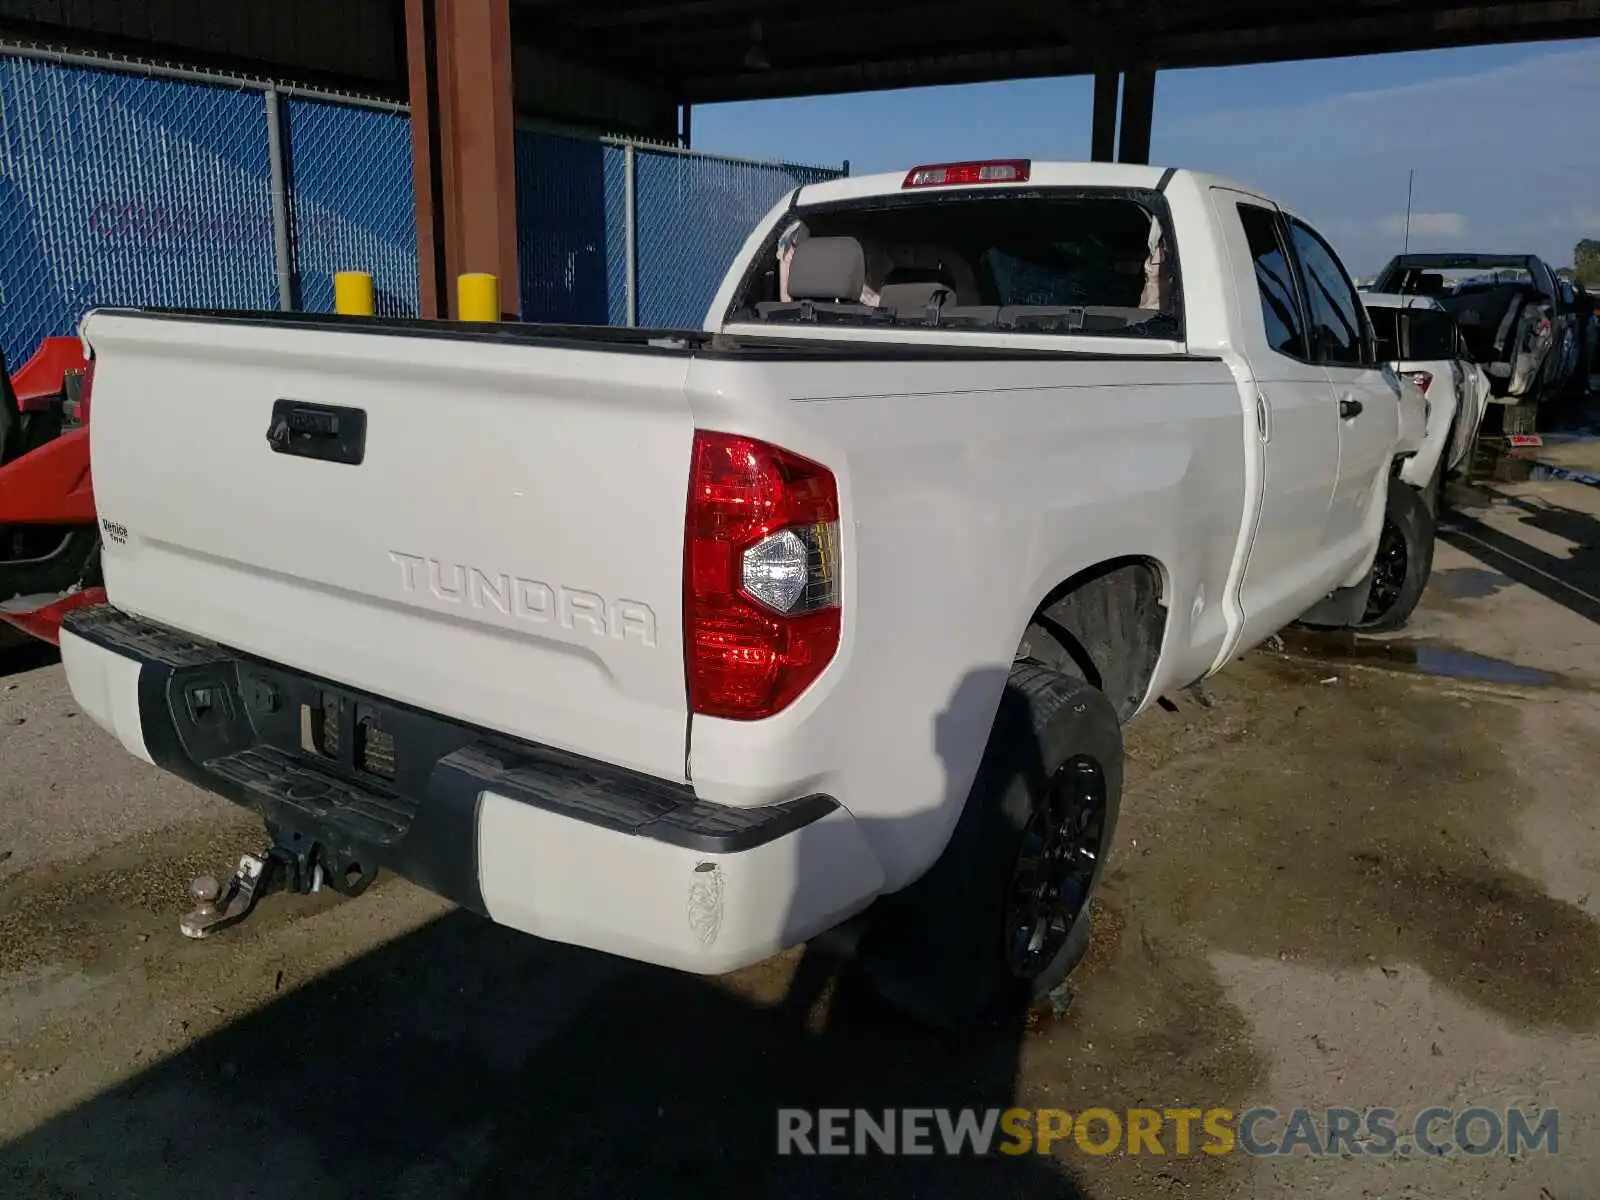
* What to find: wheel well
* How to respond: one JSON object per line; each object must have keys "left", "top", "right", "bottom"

{"left": 1016, "top": 558, "right": 1168, "bottom": 723}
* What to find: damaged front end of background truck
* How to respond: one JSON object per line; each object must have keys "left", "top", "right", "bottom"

{"left": 0, "top": 336, "right": 105, "bottom": 648}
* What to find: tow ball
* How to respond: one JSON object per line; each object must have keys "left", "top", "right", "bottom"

{"left": 180, "top": 830, "right": 377, "bottom": 939}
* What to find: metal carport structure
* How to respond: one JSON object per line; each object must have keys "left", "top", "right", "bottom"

{"left": 3, "top": 0, "right": 1599, "bottom": 316}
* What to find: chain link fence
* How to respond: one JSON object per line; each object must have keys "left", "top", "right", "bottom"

{"left": 634, "top": 145, "right": 841, "bottom": 329}
{"left": 514, "top": 130, "right": 629, "bottom": 326}
{"left": 1, "top": 45, "right": 843, "bottom": 366}
{"left": 514, "top": 129, "right": 844, "bottom": 329}
{"left": 284, "top": 98, "right": 419, "bottom": 318}
{"left": 0, "top": 52, "right": 281, "bottom": 366}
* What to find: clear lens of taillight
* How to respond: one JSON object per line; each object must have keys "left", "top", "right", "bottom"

{"left": 1403, "top": 370, "right": 1433, "bottom": 395}
{"left": 741, "top": 523, "right": 839, "bottom": 614}
{"left": 685, "top": 432, "right": 841, "bottom": 720}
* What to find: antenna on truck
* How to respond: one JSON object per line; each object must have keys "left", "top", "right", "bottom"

{"left": 1402, "top": 168, "right": 1415, "bottom": 255}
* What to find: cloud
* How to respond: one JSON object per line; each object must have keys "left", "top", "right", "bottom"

{"left": 1154, "top": 43, "right": 1600, "bottom": 273}
{"left": 1374, "top": 212, "right": 1467, "bottom": 239}
{"left": 1162, "top": 43, "right": 1600, "bottom": 162}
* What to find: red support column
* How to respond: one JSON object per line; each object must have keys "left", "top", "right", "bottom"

{"left": 405, "top": 0, "right": 520, "bottom": 319}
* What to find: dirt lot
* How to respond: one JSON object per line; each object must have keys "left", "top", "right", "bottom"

{"left": 2, "top": 471, "right": 1598, "bottom": 1199}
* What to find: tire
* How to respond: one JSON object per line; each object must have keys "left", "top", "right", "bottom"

{"left": 1502, "top": 400, "right": 1538, "bottom": 437}
{"left": 851, "top": 664, "right": 1122, "bottom": 1026}
{"left": 1355, "top": 482, "right": 1435, "bottom": 633}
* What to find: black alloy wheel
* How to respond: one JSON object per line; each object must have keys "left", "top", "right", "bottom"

{"left": 1005, "top": 753, "right": 1107, "bottom": 981}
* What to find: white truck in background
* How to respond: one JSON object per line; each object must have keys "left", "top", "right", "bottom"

{"left": 61, "top": 161, "right": 1425, "bottom": 1023}
{"left": 1372, "top": 252, "right": 1586, "bottom": 436}
{"left": 1360, "top": 290, "right": 1492, "bottom": 630}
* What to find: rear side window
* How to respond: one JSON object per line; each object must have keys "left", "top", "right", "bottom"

{"left": 1367, "top": 305, "right": 1402, "bottom": 362}
{"left": 1367, "top": 305, "right": 1458, "bottom": 362}
{"left": 1287, "top": 220, "right": 1370, "bottom": 367}
{"left": 1237, "top": 203, "right": 1308, "bottom": 359}
{"left": 730, "top": 190, "right": 1182, "bottom": 339}
{"left": 1400, "top": 308, "right": 1458, "bottom": 360}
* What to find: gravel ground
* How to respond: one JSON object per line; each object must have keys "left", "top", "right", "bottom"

{"left": 1, "top": 478, "right": 1597, "bottom": 1199}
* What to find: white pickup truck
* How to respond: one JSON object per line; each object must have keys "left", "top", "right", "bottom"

{"left": 61, "top": 161, "right": 1426, "bottom": 1022}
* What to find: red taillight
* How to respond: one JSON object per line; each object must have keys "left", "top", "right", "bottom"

{"left": 902, "top": 159, "right": 1031, "bottom": 189}
{"left": 1402, "top": 370, "right": 1433, "bottom": 395}
{"left": 685, "top": 431, "right": 841, "bottom": 720}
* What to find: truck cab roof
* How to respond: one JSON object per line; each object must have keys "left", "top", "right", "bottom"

{"left": 794, "top": 163, "right": 1263, "bottom": 207}
{"left": 1362, "top": 292, "right": 1446, "bottom": 311}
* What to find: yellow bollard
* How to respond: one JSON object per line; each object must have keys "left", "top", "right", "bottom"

{"left": 457, "top": 273, "right": 500, "bottom": 322}
{"left": 333, "top": 271, "right": 375, "bottom": 316}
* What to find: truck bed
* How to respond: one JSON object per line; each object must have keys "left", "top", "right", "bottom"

{"left": 137, "top": 307, "right": 1216, "bottom": 363}
{"left": 81, "top": 306, "right": 1231, "bottom": 793}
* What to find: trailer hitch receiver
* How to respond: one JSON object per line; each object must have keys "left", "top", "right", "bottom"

{"left": 179, "top": 829, "right": 370, "bottom": 938}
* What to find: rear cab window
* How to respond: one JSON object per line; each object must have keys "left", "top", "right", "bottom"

{"left": 1368, "top": 305, "right": 1460, "bottom": 363}
{"left": 727, "top": 189, "right": 1182, "bottom": 341}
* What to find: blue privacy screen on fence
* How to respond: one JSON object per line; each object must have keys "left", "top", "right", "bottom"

{"left": 284, "top": 98, "right": 418, "bottom": 317}
{"left": 634, "top": 148, "right": 840, "bottom": 329}
{"left": 0, "top": 56, "right": 278, "bottom": 365}
{"left": 513, "top": 129, "right": 628, "bottom": 326}
{"left": 0, "top": 48, "right": 843, "bottom": 366}
{"left": 513, "top": 129, "right": 844, "bottom": 329}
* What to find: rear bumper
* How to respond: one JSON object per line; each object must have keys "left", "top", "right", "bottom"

{"left": 60, "top": 605, "right": 884, "bottom": 973}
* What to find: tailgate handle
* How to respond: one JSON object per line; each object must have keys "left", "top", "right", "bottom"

{"left": 267, "top": 401, "right": 366, "bottom": 466}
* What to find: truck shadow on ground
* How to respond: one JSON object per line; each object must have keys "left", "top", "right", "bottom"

{"left": 7, "top": 638, "right": 1586, "bottom": 1196}
{"left": 1, "top": 916, "right": 1092, "bottom": 1198}
{"left": 1128, "top": 652, "right": 1600, "bottom": 1037}
{"left": 0, "top": 667, "right": 1101, "bottom": 1198}
{"left": 1441, "top": 476, "right": 1600, "bottom": 623}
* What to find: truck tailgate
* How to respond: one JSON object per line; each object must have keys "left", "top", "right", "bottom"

{"left": 81, "top": 311, "right": 695, "bottom": 781}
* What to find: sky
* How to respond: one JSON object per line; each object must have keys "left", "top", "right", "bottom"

{"left": 694, "top": 39, "right": 1600, "bottom": 278}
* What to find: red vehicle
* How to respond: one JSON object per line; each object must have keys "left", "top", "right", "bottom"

{"left": 0, "top": 336, "right": 105, "bottom": 646}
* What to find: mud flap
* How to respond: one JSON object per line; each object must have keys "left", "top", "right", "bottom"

{"left": 1296, "top": 570, "right": 1375, "bottom": 629}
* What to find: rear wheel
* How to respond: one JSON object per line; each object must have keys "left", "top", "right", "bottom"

{"left": 1356, "top": 482, "right": 1435, "bottom": 633}
{"left": 853, "top": 664, "right": 1122, "bottom": 1026}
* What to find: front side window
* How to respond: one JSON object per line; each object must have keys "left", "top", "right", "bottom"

{"left": 1287, "top": 220, "right": 1369, "bottom": 367}
{"left": 1237, "top": 203, "right": 1307, "bottom": 359}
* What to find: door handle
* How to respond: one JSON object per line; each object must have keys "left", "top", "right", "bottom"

{"left": 1339, "top": 397, "right": 1363, "bottom": 419}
